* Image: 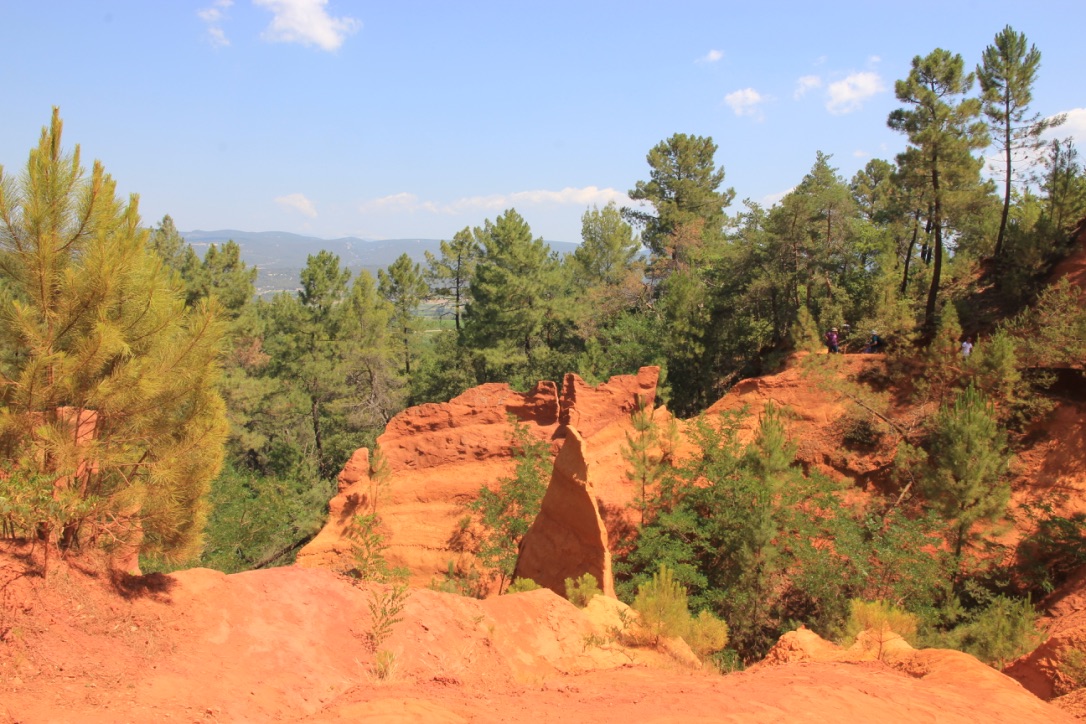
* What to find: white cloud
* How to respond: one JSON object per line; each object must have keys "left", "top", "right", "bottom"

{"left": 197, "top": 0, "right": 231, "bottom": 22}
{"left": 852, "top": 149, "right": 869, "bottom": 158}
{"left": 724, "top": 88, "right": 766, "bottom": 118}
{"left": 825, "top": 71, "right": 886, "bottom": 115}
{"left": 275, "top": 193, "right": 318, "bottom": 218}
{"left": 868, "top": 55, "right": 881, "bottom": 65}
{"left": 1048, "top": 108, "right": 1086, "bottom": 144}
{"left": 999, "top": 108, "right": 1086, "bottom": 177}
{"left": 207, "top": 27, "right": 230, "bottom": 47}
{"left": 198, "top": 0, "right": 232, "bottom": 47}
{"left": 794, "top": 75, "right": 822, "bottom": 100}
{"left": 359, "top": 193, "right": 438, "bottom": 214}
{"left": 698, "top": 49, "right": 724, "bottom": 64}
{"left": 254, "top": 0, "right": 361, "bottom": 52}
{"left": 761, "top": 187, "right": 795, "bottom": 208}
{"left": 359, "top": 187, "right": 630, "bottom": 215}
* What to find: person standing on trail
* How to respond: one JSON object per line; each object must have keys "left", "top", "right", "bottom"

{"left": 864, "top": 331, "right": 881, "bottom": 353}
{"left": 825, "top": 327, "right": 840, "bottom": 354}
{"left": 961, "top": 336, "right": 973, "bottom": 358}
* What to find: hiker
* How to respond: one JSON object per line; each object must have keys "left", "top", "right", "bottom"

{"left": 825, "top": 327, "right": 840, "bottom": 354}
{"left": 961, "top": 336, "right": 973, "bottom": 358}
{"left": 863, "top": 331, "right": 881, "bottom": 353}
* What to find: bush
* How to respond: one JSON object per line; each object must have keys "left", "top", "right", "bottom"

{"left": 840, "top": 416, "right": 884, "bottom": 451}
{"left": 564, "top": 572, "right": 602, "bottom": 607}
{"left": 430, "top": 560, "right": 487, "bottom": 598}
{"left": 951, "top": 594, "right": 1043, "bottom": 669}
{"left": 629, "top": 565, "right": 730, "bottom": 663}
{"left": 505, "top": 577, "right": 542, "bottom": 594}
{"left": 1017, "top": 511, "right": 1086, "bottom": 596}
{"left": 632, "top": 565, "right": 689, "bottom": 645}
{"left": 685, "top": 609, "right": 730, "bottom": 660}
{"left": 1059, "top": 647, "right": 1086, "bottom": 696}
{"left": 344, "top": 512, "right": 407, "bottom": 583}
{"left": 840, "top": 599, "right": 918, "bottom": 647}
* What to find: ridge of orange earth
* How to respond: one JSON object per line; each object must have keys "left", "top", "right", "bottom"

{"left": 0, "top": 547, "right": 1070, "bottom": 723}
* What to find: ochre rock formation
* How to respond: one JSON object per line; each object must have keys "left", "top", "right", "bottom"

{"left": 1005, "top": 565, "right": 1086, "bottom": 703}
{"left": 297, "top": 368, "right": 661, "bottom": 588}
{"left": 755, "top": 626, "right": 1066, "bottom": 722}
{"left": 1013, "top": 401, "right": 1086, "bottom": 521}
{"left": 293, "top": 446, "right": 372, "bottom": 569}
{"left": 513, "top": 426, "right": 615, "bottom": 598}
{"left": 705, "top": 354, "right": 900, "bottom": 486}
{"left": 2, "top": 549, "right": 1073, "bottom": 722}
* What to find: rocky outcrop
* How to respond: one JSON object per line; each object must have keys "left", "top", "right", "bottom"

{"left": 513, "top": 427, "right": 614, "bottom": 598}
{"left": 1005, "top": 565, "right": 1086, "bottom": 701}
{"left": 297, "top": 368, "right": 661, "bottom": 587}
{"left": 378, "top": 380, "right": 562, "bottom": 472}
{"left": 558, "top": 367, "right": 659, "bottom": 439}
{"left": 756, "top": 626, "right": 1064, "bottom": 722}
{"left": 2, "top": 546, "right": 1075, "bottom": 723}
{"left": 705, "top": 353, "right": 899, "bottom": 485}
{"left": 293, "top": 447, "right": 372, "bottom": 570}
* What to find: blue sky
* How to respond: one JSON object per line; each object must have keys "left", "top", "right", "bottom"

{"left": 2, "top": 1, "right": 1083, "bottom": 244}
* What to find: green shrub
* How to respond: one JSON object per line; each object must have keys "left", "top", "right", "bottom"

{"left": 430, "top": 560, "right": 487, "bottom": 598}
{"left": 632, "top": 565, "right": 689, "bottom": 645}
{"left": 366, "top": 583, "right": 410, "bottom": 651}
{"left": 840, "top": 415, "right": 884, "bottom": 451}
{"left": 505, "top": 577, "right": 542, "bottom": 594}
{"left": 564, "top": 572, "right": 602, "bottom": 607}
{"left": 840, "top": 599, "right": 918, "bottom": 646}
{"left": 344, "top": 512, "right": 408, "bottom": 583}
{"left": 1059, "top": 647, "right": 1086, "bottom": 695}
{"left": 685, "top": 609, "right": 730, "bottom": 660}
{"left": 951, "top": 594, "right": 1043, "bottom": 669}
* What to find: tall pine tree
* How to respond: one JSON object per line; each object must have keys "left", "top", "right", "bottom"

{"left": 977, "top": 25, "right": 1061, "bottom": 258}
{"left": 0, "top": 110, "right": 228, "bottom": 566}
{"left": 889, "top": 50, "right": 989, "bottom": 332}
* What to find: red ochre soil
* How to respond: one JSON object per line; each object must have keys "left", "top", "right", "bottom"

{"left": 0, "top": 546, "right": 1070, "bottom": 723}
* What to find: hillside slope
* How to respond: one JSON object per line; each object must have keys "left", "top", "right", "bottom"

{"left": 0, "top": 548, "right": 1069, "bottom": 723}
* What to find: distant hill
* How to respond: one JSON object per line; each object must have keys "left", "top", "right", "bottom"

{"left": 180, "top": 229, "right": 578, "bottom": 295}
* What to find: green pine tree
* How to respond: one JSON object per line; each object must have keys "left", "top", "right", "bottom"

{"left": 923, "top": 384, "right": 1012, "bottom": 563}
{"left": 378, "top": 252, "right": 429, "bottom": 377}
{"left": 0, "top": 109, "right": 228, "bottom": 567}
{"left": 888, "top": 49, "right": 989, "bottom": 331}
{"left": 977, "top": 25, "right": 1062, "bottom": 258}
{"left": 468, "top": 417, "right": 549, "bottom": 592}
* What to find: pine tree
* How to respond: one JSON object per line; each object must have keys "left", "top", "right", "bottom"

{"left": 378, "top": 252, "right": 428, "bottom": 377}
{"left": 622, "top": 398, "right": 666, "bottom": 528}
{"left": 977, "top": 25, "right": 1062, "bottom": 258}
{"left": 1039, "top": 139, "right": 1086, "bottom": 236}
{"left": 923, "top": 384, "right": 1011, "bottom": 561}
{"left": 571, "top": 202, "right": 641, "bottom": 287}
{"left": 888, "top": 50, "right": 989, "bottom": 331}
{"left": 469, "top": 418, "right": 549, "bottom": 592}
{"left": 624, "top": 133, "right": 734, "bottom": 260}
{"left": 424, "top": 226, "right": 480, "bottom": 331}
{"left": 920, "top": 302, "right": 966, "bottom": 405}
{"left": 463, "top": 209, "right": 563, "bottom": 384}
{"left": 0, "top": 110, "right": 228, "bottom": 565}
{"left": 262, "top": 252, "right": 352, "bottom": 478}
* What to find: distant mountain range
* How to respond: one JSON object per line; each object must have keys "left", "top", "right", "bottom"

{"left": 180, "top": 229, "right": 579, "bottom": 295}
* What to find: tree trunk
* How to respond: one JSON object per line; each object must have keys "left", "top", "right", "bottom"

{"left": 311, "top": 397, "right": 325, "bottom": 476}
{"left": 924, "top": 162, "right": 943, "bottom": 333}
{"left": 994, "top": 101, "right": 1013, "bottom": 258}
{"left": 901, "top": 209, "right": 921, "bottom": 295}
